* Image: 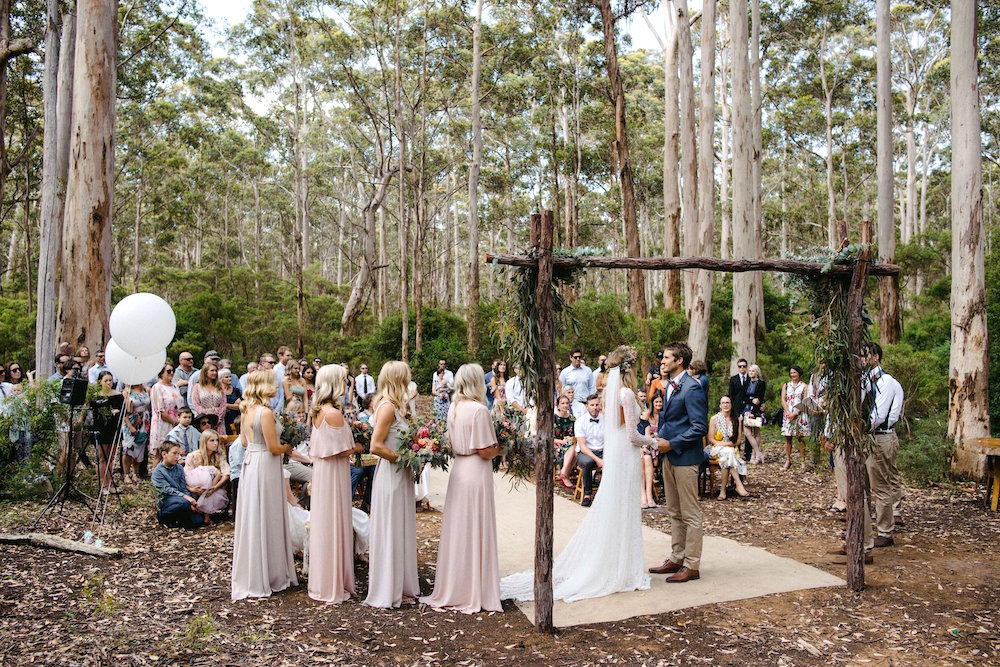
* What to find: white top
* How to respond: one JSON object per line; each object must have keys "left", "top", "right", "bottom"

{"left": 865, "top": 367, "right": 904, "bottom": 432}
{"left": 88, "top": 363, "right": 112, "bottom": 384}
{"left": 505, "top": 376, "right": 531, "bottom": 409}
{"left": 355, "top": 374, "right": 376, "bottom": 401}
{"left": 407, "top": 381, "right": 417, "bottom": 415}
{"left": 570, "top": 400, "right": 588, "bottom": 421}
{"left": 559, "top": 364, "right": 595, "bottom": 403}
{"left": 574, "top": 412, "right": 605, "bottom": 453}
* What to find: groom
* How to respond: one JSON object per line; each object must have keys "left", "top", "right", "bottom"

{"left": 651, "top": 341, "right": 708, "bottom": 583}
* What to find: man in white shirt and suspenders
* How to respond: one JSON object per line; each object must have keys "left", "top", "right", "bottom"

{"left": 864, "top": 342, "right": 904, "bottom": 548}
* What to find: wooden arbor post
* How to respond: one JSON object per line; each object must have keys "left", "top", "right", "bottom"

{"left": 532, "top": 211, "right": 556, "bottom": 632}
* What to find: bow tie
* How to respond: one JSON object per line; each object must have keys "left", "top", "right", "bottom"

{"left": 590, "top": 417, "right": 600, "bottom": 423}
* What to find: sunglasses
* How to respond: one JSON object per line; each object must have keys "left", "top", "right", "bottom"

{"left": 10, "top": 367, "right": 20, "bottom": 372}
{"left": 738, "top": 364, "right": 747, "bottom": 368}
{"left": 164, "top": 368, "right": 175, "bottom": 374}
{"left": 572, "top": 355, "right": 582, "bottom": 360}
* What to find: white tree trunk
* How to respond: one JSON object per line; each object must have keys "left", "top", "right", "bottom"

{"left": 948, "top": 0, "right": 990, "bottom": 477}
{"left": 751, "top": 0, "right": 765, "bottom": 333}
{"left": 676, "top": 0, "right": 698, "bottom": 320}
{"left": 877, "top": 0, "right": 900, "bottom": 344}
{"left": 719, "top": 11, "right": 730, "bottom": 263}
{"left": 57, "top": 0, "right": 114, "bottom": 354}
{"left": 466, "top": 0, "right": 483, "bottom": 354}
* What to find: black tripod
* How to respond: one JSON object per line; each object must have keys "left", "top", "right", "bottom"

{"left": 32, "top": 404, "right": 95, "bottom": 527}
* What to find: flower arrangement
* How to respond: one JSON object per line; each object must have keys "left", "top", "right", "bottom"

{"left": 278, "top": 413, "right": 308, "bottom": 449}
{"left": 395, "top": 421, "right": 452, "bottom": 481}
{"left": 492, "top": 407, "right": 534, "bottom": 488}
{"left": 351, "top": 419, "right": 378, "bottom": 468}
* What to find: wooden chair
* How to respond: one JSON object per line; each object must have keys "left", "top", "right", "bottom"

{"left": 573, "top": 465, "right": 601, "bottom": 503}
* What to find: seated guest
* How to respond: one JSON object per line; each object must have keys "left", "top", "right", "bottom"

{"left": 151, "top": 442, "right": 204, "bottom": 529}
{"left": 638, "top": 393, "right": 664, "bottom": 509}
{"left": 165, "top": 407, "right": 200, "bottom": 455}
{"left": 561, "top": 385, "right": 587, "bottom": 420}
{"left": 573, "top": 393, "right": 604, "bottom": 507}
{"left": 184, "top": 430, "right": 231, "bottom": 522}
{"left": 709, "top": 396, "right": 748, "bottom": 500}
{"left": 282, "top": 399, "right": 315, "bottom": 486}
{"left": 554, "top": 392, "right": 576, "bottom": 489}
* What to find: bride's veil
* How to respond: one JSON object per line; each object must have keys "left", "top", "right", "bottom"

{"left": 603, "top": 366, "right": 622, "bottom": 438}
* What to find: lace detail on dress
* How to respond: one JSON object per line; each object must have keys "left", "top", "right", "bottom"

{"left": 621, "top": 388, "right": 656, "bottom": 449}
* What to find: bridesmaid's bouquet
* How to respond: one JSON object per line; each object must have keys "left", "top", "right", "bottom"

{"left": 493, "top": 408, "right": 534, "bottom": 488}
{"left": 278, "top": 413, "right": 308, "bottom": 449}
{"left": 395, "top": 421, "right": 452, "bottom": 481}
{"left": 351, "top": 420, "right": 378, "bottom": 468}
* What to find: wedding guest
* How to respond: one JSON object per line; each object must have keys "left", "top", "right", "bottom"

{"left": 554, "top": 392, "right": 576, "bottom": 486}
{"left": 484, "top": 359, "right": 498, "bottom": 409}
{"left": 364, "top": 361, "right": 419, "bottom": 609}
{"left": 688, "top": 360, "right": 709, "bottom": 404}
{"left": 864, "top": 343, "right": 904, "bottom": 548}
{"left": 421, "top": 363, "right": 503, "bottom": 613}
{"left": 87, "top": 349, "right": 113, "bottom": 384}
{"left": 708, "top": 396, "right": 748, "bottom": 500}
{"left": 121, "top": 383, "right": 150, "bottom": 484}
{"left": 228, "top": 429, "right": 244, "bottom": 513}
{"left": 232, "top": 369, "right": 298, "bottom": 600}
{"left": 559, "top": 349, "right": 595, "bottom": 413}
{"left": 742, "top": 364, "right": 767, "bottom": 464}
{"left": 190, "top": 362, "right": 226, "bottom": 435}
{"left": 355, "top": 363, "right": 376, "bottom": 408}
{"left": 184, "top": 430, "right": 230, "bottom": 522}
{"left": 574, "top": 393, "right": 605, "bottom": 507}
{"left": 406, "top": 380, "right": 418, "bottom": 417}
{"left": 166, "top": 408, "right": 201, "bottom": 455}
{"left": 432, "top": 359, "right": 454, "bottom": 422}
{"left": 91, "top": 371, "right": 124, "bottom": 492}
{"left": 283, "top": 360, "right": 309, "bottom": 412}
{"left": 728, "top": 358, "right": 751, "bottom": 424}
{"left": 220, "top": 368, "right": 242, "bottom": 435}
{"left": 150, "top": 364, "right": 183, "bottom": 466}
{"left": 238, "top": 361, "right": 257, "bottom": 392}
{"left": 174, "top": 352, "right": 197, "bottom": 407}
{"left": 308, "top": 364, "right": 360, "bottom": 604}
{"left": 781, "top": 365, "right": 810, "bottom": 469}
{"left": 639, "top": 393, "right": 664, "bottom": 509}
{"left": 302, "top": 364, "right": 316, "bottom": 406}
{"left": 594, "top": 353, "right": 609, "bottom": 398}
{"left": 489, "top": 360, "right": 508, "bottom": 405}
{"left": 151, "top": 442, "right": 203, "bottom": 529}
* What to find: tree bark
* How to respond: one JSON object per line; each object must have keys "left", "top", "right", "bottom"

{"left": 948, "top": 0, "right": 990, "bottom": 477}
{"left": 57, "top": 0, "right": 115, "bottom": 354}
{"left": 751, "top": 0, "right": 765, "bottom": 333}
{"left": 691, "top": 0, "right": 716, "bottom": 363}
{"left": 676, "top": 0, "right": 698, "bottom": 317}
{"left": 719, "top": 10, "right": 730, "bottom": 262}
{"left": 876, "top": 0, "right": 901, "bottom": 345}
{"left": 395, "top": 0, "right": 409, "bottom": 362}
{"left": 466, "top": 0, "right": 483, "bottom": 356}
{"left": 599, "top": 0, "right": 647, "bottom": 325}
{"left": 820, "top": 25, "right": 838, "bottom": 249}
{"left": 730, "top": 0, "right": 757, "bottom": 369}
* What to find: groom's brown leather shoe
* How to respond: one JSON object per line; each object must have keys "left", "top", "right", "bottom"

{"left": 649, "top": 559, "right": 683, "bottom": 575}
{"left": 666, "top": 567, "right": 700, "bottom": 583}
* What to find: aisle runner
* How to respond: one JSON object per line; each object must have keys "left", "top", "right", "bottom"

{"left": 426, "top": 468, "right": 843, "bottom": 627}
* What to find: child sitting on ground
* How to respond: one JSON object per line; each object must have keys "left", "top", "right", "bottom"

{"left": 184, "top": 430, "right": 230, "bottom": 523}
{"left": 151, "top": 442, "right": 203, "bottom": 529}
{"left": 165, "top": 407, "right": 200, "bottom": 456}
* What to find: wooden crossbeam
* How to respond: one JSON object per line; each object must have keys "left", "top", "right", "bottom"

{"left": 484, "top": 252, "right": 900, "bottom": 277}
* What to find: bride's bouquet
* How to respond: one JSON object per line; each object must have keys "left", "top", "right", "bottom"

{"left": 394, "top": 421, "right": 452, "bottom": 481}
{"left": 493, "top": 407, "right": 534, "bottom": 488}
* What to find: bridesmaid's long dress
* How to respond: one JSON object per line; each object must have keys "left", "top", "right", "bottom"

{"left": 308, "top": 419, "right": 356, "bottom": 603}
{"left": 421, "top": 400, "right": 502, "bottom": 613}
{"left": 363, "top": 402, "right": 419, "bottom": 608}
{"left": 231, "top": 408, "right": 298, "bottom": 600}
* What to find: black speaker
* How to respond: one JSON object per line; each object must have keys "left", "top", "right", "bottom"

{"left": 59, "top": 377, "right": 88, "bottom": 406}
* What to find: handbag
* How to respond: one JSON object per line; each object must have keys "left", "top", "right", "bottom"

{"left": 744, "top": 415, "right": 762, "bottom": 428}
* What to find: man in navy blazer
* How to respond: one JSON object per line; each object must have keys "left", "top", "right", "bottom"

{"left": 651, "top": 341, "right": 708, "bottom": 583}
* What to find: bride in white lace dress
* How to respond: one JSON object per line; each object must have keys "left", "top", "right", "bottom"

{"left": 500, "top": 345, "right": 656, "bottom": 603}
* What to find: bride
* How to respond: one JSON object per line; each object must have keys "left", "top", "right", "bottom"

{"left": 500, "top": 345, "right": 656, "bottom": 603}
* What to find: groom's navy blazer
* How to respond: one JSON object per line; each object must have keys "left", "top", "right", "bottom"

{"left": 657, "top": 372, "right": 708, "bottom": 467}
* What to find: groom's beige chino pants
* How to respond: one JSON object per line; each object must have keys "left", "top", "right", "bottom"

{"left": 660, "top": 460, "right": 702, "bottom": 570}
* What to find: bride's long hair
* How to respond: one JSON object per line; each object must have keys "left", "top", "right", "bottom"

{"left": 605, "top": 345, "right": 638, "bottom": 392}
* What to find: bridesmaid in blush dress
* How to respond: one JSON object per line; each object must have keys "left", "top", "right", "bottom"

{"left": 308, "top": 363, "right": 360, "bottom": 604}
{"left": 231, "top": 370, "right": 298, "bottom": 600}
{"left": 364, "top": 361, "right": 420, "bottom": 609}
{"left": 421, "top": 364, "right": 503, "bottom": 613}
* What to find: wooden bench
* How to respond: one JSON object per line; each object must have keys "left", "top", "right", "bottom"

{"left": 968, "top": 438, "right": 1000, "bottom": 511}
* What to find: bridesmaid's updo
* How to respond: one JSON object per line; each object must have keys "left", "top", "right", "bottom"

{"left": 453, "top": 364, "right": 487, "bottom": 405}
{"left": 311, "top": 364, "right": 346, "bottom": 421}
{"left": 373, "top": 361, "right": 411, "bottom": 418}
{"left": 605, "top": 345, "right": 639, "bottom": 392}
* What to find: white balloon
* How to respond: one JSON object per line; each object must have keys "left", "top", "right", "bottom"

{"left": 109, "top": 293, "right": 176, "bottom": 357}
{"left": 105, "top": 340, "right": 166, "bottom": 386}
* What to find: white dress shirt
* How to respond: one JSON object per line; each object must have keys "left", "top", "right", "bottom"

{"left": 574, "top": 412, "right": 605, "bottom": 453}
{"left": 866, "top": 367, "right": 904, "bottom": 432}
{"left": 559, "top": 364, "right": 596, "bottom": 403}
{"left": 665, "top": 371, "right": 687, "bottom": 401}
{"left": 355, "top": 374, "right": 375, "bottom": 401}
{"left": 505, "top": 376, "right": 531, "bottom": 409}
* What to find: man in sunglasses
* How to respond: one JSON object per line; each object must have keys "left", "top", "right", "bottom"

{"left": 728, "top": 358, "right": 752, "bottom": 459}
{"left": 559, "top": 348, "right": 596, "bottom": 411}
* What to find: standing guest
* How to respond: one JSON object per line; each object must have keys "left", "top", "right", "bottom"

{"left": 188, "top": 350, "right": 221, "bottom": 386}
{"left": 742, "top": 365, "right": 767, "bottom": 464}
{"left": 220, "top": 369, "right": 242, "bottom": 435}
{"left": 76, "top": 346, "right": 92, "bottom": 373}
{"left": 91, "top": 371, "right": 124, "bottom": 492}
{"left": 184, "top": 430, "right": 230, "bottom": 522}
{"left": 504, "top": 364, "right": 528, "bottom": 414}
{"left": 231, "top": 369, "right": 298, "bottom": 600}
{"left": 490, "top": 360, "right": 508, "bottom": 406}
{"left": 6, "top": 361, "right": 24, "bottom": 388}
{"left": 688, "top": 360, "right": 710, "bottom": 404}
{"left": 302, "top": 365, "right": 316, "bottom": 406}
{"left": 639, "top": 393, "right": 664, "bottom": 509}
{"left": 559, "top": 349, "right": 595, "bottom": 413}
{"left": 174, "top": 352, "right": 197, "bottom": 407}
{"left": 421, "top": 363, "right": 503, "bottom": 613}
{"left": 166, "top": 408, "right": 201, "bottom": 455}
{"left": 312, "top": 357, "right": 323, "bottom": 372}
{"left": 484, "top": 359, "right": 499, "bottom": 409}
{"left": 649, "top": 357, "right": 669, "bottom": 401}
{"left": 728, "top": 358, "right": 751, "bottom": 420}
{"left": 151, "top": 442, "right": 203, "bottom": 529}
{"left": 48, "top": 354, "right": 70, "bottom": 382}
{"left": 308, "top": 364, "right": 360, "bottom": 604}
{"left": 273, "top": 346, "right": 293, "bottom": 412}
{"left": 573, "top": 393, "right": 605, "bottom": 507}
{"left": 708, "top": 396, "right": 749, "bottom": 500}
{"left": 282, "top": 360, "right": 309, "bottom": 412}
{"left": 364, "top": 361, "right": 419, "bottom": 609}
{"left": 650, "top": 342, "right": 708, "bottom": 583}
{"left": 864, "top": 343, "right": 904, "bottom": 548}
{"left": 780, "top": 365, "right": 810, "bottom": 469}
{"left": 645, "top": 351, "right": 664, "bottom": 391}
{"left": 554, "top": 392, "right": 577, "bottom": 487}
{"left": 636, "top": 389, "right": 648, "bottom": 414}
{"left": 150, "top": 364, "right": 183, "bottom": 466}
{"left": 340, "top": 362, "right": 357, "bottom": 415}
{"left": 355, "top": 363, "right": 376, "bottom": 408}
{"left": 190, "top": 362, "right": 226, "bottom": 435}
{"left": 220, "top": 359, "right": 240, "bottom": 391}
{"left": 406, "top": 379, "right": 418, "bottom": 417}
{"left": 238, "top": 361, "right": 257, "bottom": 391}
{"left": 432, "top": 359, "right": 454, "bottom": 423}
{"left": 594, "top": 354, "right": 609, "bottom": 397}
{"left": 121, "top": 383, "right": 150, "bottom": 484}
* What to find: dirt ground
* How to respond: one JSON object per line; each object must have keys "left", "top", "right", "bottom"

{"left": 2, "top": 417, "right": 999, "bottom": 666}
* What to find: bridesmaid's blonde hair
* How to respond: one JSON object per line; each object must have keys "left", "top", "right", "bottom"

{"left": 373, "top": 361, "right": 410, "bottom": 418}
{"left": 311, "top": 363, "right": 346, "bottom": 421}
{"left": 242, "top": 369, "right": 277, "bottom": 414}
{"left": 454, "top": 363, "right": 486, "bottom": 405}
